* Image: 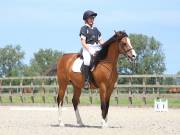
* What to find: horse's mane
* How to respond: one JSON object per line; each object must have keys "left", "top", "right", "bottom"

{"left": 95, "top": 31, "right": 128, "bottom": 61}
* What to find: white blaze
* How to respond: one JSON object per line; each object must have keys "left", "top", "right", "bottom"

{"left": 127, "top": 37, "right": 133, "bottom": 48}
{"left": 127, "top": 37, "right": 136, "bottom": 57}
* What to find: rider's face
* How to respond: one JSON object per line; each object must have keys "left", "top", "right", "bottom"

{"left": 86, "top": 16, "right": 95, "bottom": 26}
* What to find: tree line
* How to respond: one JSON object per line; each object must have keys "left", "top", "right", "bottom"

{"left": 0, "top": 46, "right": 63, "bottom": 77}
{"left": 0, "top": 33, "right": 177, "bottom": 78}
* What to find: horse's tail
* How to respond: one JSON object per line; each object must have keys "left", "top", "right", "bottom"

{"left": 44, "top": 64, "right": 57, "bottom": 76}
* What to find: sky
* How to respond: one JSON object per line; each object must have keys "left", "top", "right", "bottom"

{"left": 0, "top": 0, "right": 180, "bottom": 74}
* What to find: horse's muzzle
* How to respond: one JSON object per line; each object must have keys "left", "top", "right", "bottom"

{"left": 128, "top": 54, "right": 136, "bottom": 62}
{"left": 132, "top": 55, "right": 136, "bottom": 60}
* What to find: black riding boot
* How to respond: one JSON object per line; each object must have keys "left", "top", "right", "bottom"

{"left": 83, "top": 65, "right": 90, "bottom": 89}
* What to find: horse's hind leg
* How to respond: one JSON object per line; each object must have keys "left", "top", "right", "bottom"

{"left": 72, "top": 85, "right": 84, "bottom": 126}
{"left": 57, "top": 80, "right": 68, "bottom": 127}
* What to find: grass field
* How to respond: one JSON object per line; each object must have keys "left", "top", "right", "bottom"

{"left": 0, "top": 93, "right": 180, "bottom": 108}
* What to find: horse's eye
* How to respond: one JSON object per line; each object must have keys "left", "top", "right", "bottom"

{"left": 123, "top": 43, "right": 126, "bottom": 46}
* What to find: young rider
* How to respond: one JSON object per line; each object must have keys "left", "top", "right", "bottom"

{"left": 79, "top": 10, "right": 104, "bottom": 89}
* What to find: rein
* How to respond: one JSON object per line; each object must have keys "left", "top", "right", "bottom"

{"left": 98, "top": 59, "right": 113, "bottom": 63}
{"left": 94, "top": 32, "right": 134, "bottom": 70}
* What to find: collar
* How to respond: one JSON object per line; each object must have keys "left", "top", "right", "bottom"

{"left": 85, "top": 23, "right": 93, "bottom": 29}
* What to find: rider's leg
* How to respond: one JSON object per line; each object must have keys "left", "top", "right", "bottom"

{"left": 83, "top": 65, "right": 90, "bottom": 89}
{"left": 82, "top": 48, "right": 91, "bottom": 89}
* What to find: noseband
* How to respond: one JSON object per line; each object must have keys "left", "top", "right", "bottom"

{"left": 123, "top": 47, "right": 133, "bottom": 54}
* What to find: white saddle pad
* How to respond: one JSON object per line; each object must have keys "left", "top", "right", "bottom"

{"left": 72, "top": 58, "right": 83, "bottom": 72}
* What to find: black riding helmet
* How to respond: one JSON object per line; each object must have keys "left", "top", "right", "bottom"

{"left": 83, "top": 10, "right": 97, "bottom": 20}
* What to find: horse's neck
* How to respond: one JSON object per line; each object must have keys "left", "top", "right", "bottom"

{"left": 104, "top": 42, "right": 119, "bottom": 67}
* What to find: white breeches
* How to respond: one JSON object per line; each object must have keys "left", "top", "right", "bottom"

{"left": 83, "top": 44, "right": 101, "bottom": 66}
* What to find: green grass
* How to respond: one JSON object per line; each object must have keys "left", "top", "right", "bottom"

{"left": 0, "top": 94, "right": 56, "bottom": 105}
{"left": 168, "top": 98, "right": 180, "bottom": 108}
{"left": 0, "top": 93, "right": 180, "bottom": 108}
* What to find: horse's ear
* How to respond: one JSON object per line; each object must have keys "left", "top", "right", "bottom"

{"left": 114, "top": 30, "right": 117, "bottom": 35}
{"left": 122, "top": 30, "right": 128, "bottom": 37}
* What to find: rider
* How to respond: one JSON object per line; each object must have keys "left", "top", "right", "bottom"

{"left": 79, "top": 10, "right": 104, "bottom": 89}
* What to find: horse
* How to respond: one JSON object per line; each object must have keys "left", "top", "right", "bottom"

{"left": 56, "top": 31, "right": 136, "bottom": 127}
{"left": 168, "top": 87, "right": 180, "bottom": 93}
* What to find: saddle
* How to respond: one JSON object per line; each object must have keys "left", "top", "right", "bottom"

{"left": 72, "top": 49, "right": 97, "bottom": 73}
{"left": 72, "top": 51, "right": 98, "bottom": 87}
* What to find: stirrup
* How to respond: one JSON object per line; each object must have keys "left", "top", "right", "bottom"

{"left": 84, "top": 81, "right": 90, "bottom": 89}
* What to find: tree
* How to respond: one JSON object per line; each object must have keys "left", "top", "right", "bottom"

{"left": 118, "top": 34, "right": 166, "bottom": 74}
{"left": 29, "top": 49, "right": 63, "bottom": 76}
{"left": 0, "top": 45, "right": 24, "bottom": 77}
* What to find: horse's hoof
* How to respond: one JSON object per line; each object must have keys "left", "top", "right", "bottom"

{"left": 77, "top": 121, "right": 84, "bottom": 127}
{"left": 101, "top": 123, "right": 108, "bottom": 128}
{"left": 77, "top": 123, "right": 84, "bottom": 127}
{"left": 59, "top": 121, "right": 64, "bottom": 127}
{"left": 101, "top": 119, "right": 108, "bottom": 128}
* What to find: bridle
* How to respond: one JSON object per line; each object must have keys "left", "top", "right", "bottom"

{"left": 98, "top": 32, "right": 135, "bottom": 75}
{"left": 116, "top": 34, "right": 134, "bottom": 56}
{"left": 123, "top": 47, "right": 133, "bottom": 54}
{"left": 116, "top": 33, "right": 136, "bottom": 74}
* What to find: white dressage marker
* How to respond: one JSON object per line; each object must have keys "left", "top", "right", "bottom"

{"left": 154, "top": 99, "right": 168, "bottom": 112}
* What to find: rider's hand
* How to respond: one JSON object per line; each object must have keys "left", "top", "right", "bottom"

{"left": 89, "top": 48, "right": 96, "bottom": 56}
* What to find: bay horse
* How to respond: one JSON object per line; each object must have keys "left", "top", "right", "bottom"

{"left": 56, "top": 31, "right": 136, "bottom": 127}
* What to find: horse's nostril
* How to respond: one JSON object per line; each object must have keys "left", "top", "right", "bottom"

{"left": 132, "top": 55, "right": 136, "bottom": 60}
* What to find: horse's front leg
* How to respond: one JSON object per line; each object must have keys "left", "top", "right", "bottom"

{"left": 99, "top": 85, "right": 109, "bottom": 128}
{"left": 100, "top": 84, "right": 114, "bottom": 128}
{"left": 101, "top": 102, "right": 108, "bottom": 128}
